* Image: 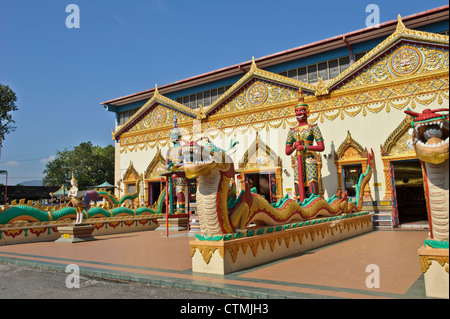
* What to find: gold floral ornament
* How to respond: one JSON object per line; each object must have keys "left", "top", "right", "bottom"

{"left": 152, "top": 105, "right": 167, "bottom": 125}
{"left": 389, "top": 46, "right": 423, "bottom": 76}
{"left": 246, "top": 81, "right": 268, "bottom": 106}
{"left": 315, "top": 77, "right": 329, "bottom": 96}
{"left": 420, "top": 255, "right": 449, "bottom": 273}
{"left": 196, "top": 105, "right": 206, "bottom": 120}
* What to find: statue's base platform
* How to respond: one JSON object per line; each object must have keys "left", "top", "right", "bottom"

{"left": 156, "top": 214, "right": 189, "bottom": 232}
{"left": 418, "top": 242, "right": 449, "bottom": 299}
{"left": 188, "top": 213, "right": 201, "bottom": 237}
{"left": 190, "top": 212, "right": 373, "bottom": 275}
{"left": 55, "top": 223, "right": 96, "bottom": 243}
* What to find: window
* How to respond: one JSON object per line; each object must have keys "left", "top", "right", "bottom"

{"left": 211, "top": 89, "right": 218, "bottom": 104}
{"left": 175, "top": 85, "right": 230, "bottom": 109}
{"left": 339, "top": 56, "right": 350, "bottom": 73}
{"left": 328, "top": 59, "right": 339, "bottom": 79}
{"left": 174, "top": 53, "right": 355, "bottom": 109}
{"left": 288, "top": 69, "right": 297, "bottom": 80}
{"left": 189, "top": 94, "right": 196, "bottom": 109}
{"left": 307, "top": 65, "right": 317, "bottom": 83}
{"left": 279, "top": 55, "right": 350, "bottom": 84}
{"left": 127, "top": 183, "right": 136, "bottom": 195}
{"left": 355, "top": 51, "right": 368, "bottom": 62}
{"left": 298, "top": 67, "right": 307, "bottom": 83}
{"left": 118, "top": 108, "right": 139, "bottom": 125}
{"left": 204, "top": 90, "right": 211, "bottom": 107}
{"left": 318, "top": 62, "right": 328, "bottom": 81}
{"left": 197, "top": 92, "right": 203, "bottom": 107}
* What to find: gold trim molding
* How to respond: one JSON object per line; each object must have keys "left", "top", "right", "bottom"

{"left": 190, "top": 215, "right": 372, "bottom": 265}
{"left": 420, "top": 255, "right": 449, "bottom": 273}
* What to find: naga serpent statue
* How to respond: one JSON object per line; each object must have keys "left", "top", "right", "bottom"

{"left": 404, "top": 108, "right": 449, "bottom": 242}
{"left": 182, "top": 138, "right": 374, "bottom": 235}
{"left": 95, "top": 174, "right": 143, "bottom": 206}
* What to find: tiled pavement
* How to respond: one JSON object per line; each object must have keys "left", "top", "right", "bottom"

{"left": 0, "top": 229, "right": 430, "bottom": 299}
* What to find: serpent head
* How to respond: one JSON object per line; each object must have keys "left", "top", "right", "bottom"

{"left": 181, "top": 138, "right": 231, "bottom": 179}
{"left": 405, "top": 108, "right": 449, "bottom": 164}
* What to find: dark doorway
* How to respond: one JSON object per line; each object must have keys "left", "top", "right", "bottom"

{"left": 246, "top": 173, "right": 270, "bottom": 201}
{"left": 342, "top": 164, "right": 363, "bottom": 198}
{"left": 148, "top": 181, "right": 162, "bottom": 206}
{"left": 392, "top": 160, "right": 428, "bottom": 225}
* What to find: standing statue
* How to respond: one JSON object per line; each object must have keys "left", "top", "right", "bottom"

{"left": 285, "top": 90, "right": 325, "bottom": 201}
{"left": 166, "top": 115, "right": 184, "bottom": 172}
{"left": 165, "top": 115, "right": 187, "bottom": 214}
{"left": 68, "top": 172, "right": 99, "bottom": 224}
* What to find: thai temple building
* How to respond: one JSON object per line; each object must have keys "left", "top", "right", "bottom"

{"left": 101, "top": 5, "right": 449, "bottom": 229}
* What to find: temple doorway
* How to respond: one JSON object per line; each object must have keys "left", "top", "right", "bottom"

{"left": 148, "top": 181, "right": 162, "bottom": 206}
{"left": 246, "top": 173, "right": 271, "bottom": 201}
{"left": 342, "top": 164, "right": 363, "bottom": 198}
{"left": 238, "top": 134, "right": 283, "bottom": 203}
{"left": 391, "top": 160, "right": 428, "bottom": 227}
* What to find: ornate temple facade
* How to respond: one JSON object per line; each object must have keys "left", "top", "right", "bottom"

{"left": 102, "top": 7, "right": 449, "bottom": 229}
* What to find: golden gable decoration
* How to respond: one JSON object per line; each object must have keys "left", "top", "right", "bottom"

{"left": 144, "top": 149, "right": 167, "bottom": 180}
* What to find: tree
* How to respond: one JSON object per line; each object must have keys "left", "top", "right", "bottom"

{"left": 42, "top": 142, "right": 115, "bottom": 190}
{"left": 0, "top": 84, "right": 18, "bottom": 146}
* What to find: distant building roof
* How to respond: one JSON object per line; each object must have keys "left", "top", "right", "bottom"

{"left": 49, "top": 185, "right": 70, "bottom": 197}
{"left": 0, "top": 185, "right": 61, "bottom": 201}
{"left": 95, "top": 181, "right": 116, "bottom": 188}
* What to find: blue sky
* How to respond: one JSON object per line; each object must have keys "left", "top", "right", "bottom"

{"left": 0, "top": 0, "right": 447, "bottom": 185}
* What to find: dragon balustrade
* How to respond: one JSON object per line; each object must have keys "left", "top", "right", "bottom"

{"left": 182, "top": 138, "right": 374, "bottom": 236}
{"left": 0, "top": 176, "right": 165, "bottom": 245}
{"left": 184, "top": 137, "right": 374, "bottom": 274}
{"left": 405, "top": 107, "right": 449, "bottom": 299}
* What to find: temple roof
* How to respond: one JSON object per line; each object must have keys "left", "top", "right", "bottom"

{"left": 101, "top": 5, "right": 448, "bottom": 108}
{"left": 325, "top": 15, "right": 449, "bottom": 94}
{"left": 112, "top": 15, "right": 449, "bottom": 142}
{"left": 112, "top": 85, "right": 198, "bottom": 140}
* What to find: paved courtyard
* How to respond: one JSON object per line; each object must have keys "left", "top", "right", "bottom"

{"left": 0, "top": 228, "right": 430, "bottom": 299}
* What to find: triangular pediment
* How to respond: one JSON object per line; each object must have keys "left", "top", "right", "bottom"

{"left": 205, "top": 58, "right": 316, "bottom": 117}
{"left": 335, "top": 131, "right": 368, "bottom": 160}
{"left": 380, "top": 116, "right": 416, "bottom": 157}
{"left": 144, "top": 148, "right": 167, "bottom": 179}
{"left": 239, "top": 133, "right": 281, "bottom": 169}
{"left": 123, "top": 161, "right": 139, "bottom": 181}
{"left": 325, "top": 15, "right": 449, "bottom": 94}
{"left": 113, "top": 86, "right": 198, "bottom": 140}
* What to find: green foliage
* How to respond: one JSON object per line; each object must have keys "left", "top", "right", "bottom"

{"left": 0, "top": 84, "right": 18, "bottom": 144}
{"left": 42, "top": 141, "right": 114, "bottom": 190}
